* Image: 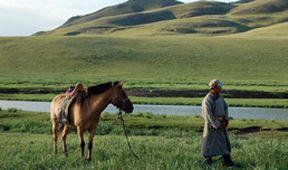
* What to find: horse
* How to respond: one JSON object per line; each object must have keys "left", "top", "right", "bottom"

{"left": 50, "top": 81, "right": 133, "bottom": 160}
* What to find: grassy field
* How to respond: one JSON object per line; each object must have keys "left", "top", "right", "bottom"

{"left": 1, "top": 109, "right": 288, "bottom": 136}
{"left": 1, "top": 34, "right": 287, "bottom": 108}
{"left": 1, "top": 132, "right": 288, "bottom": 170}
{"left": 1, "top": 1, "right": 287, "bottom": 168}
{"left": 0, "top": 109, "right": 288, "bottom": 169}
{"left": 1, "top": 35, "right": 288, "bottom": 89}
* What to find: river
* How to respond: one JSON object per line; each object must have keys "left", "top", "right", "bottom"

{"left": 0, "top": 100, "right": 288, "bottom": 120}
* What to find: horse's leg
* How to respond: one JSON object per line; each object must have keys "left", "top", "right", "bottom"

{"left": 77, "top": 126, "right": 85, "bottom": 159}
{"left": 61, "top": 126, "right": 69, "bottom": 157}
{"left": 87, "top": 128, "right": 96, "bottom": 161}
{"left": 52, "top": 123, "right": 58, "bottom": 156}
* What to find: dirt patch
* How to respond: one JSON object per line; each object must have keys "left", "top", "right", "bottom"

{"left": 126, "top": 88, "right": 288, "bottom": 98}
{"left": 230, "top": 126, "right": 288, "bottom": 135}
{"left": 0, "top": 87, "right": 287, "bottom": 98}
{"left": 276, "top": 127, "right": 288, "bottom": 132}
{"left": 231, "top": 126, "right": 263, "bottom": 135}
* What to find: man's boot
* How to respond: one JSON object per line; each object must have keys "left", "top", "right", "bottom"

{"left": 223, "top": 154, "right": 234, "bottom": 167}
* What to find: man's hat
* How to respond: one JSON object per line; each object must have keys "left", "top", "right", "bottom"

{"left": 208, "top": 79, "right": 224, "bottom": 88}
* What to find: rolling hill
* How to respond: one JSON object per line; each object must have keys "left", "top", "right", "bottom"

{"left": 230, "top": 0, "right": 288, "bottom": 14}
{"left": 232, "top": 22, "right": 288, "bottom": 37}
{"left": 60, "top": 0, "right": 182, "bottom": 28}
{"left": 36, "top": 0, "right": 288, "bottom": 36}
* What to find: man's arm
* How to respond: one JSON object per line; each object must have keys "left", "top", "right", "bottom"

{"left": 203, "top": 99, "right": 221, "bottom": 129}
{"left": 218, "top": 116, "right": 228, "bottom": 128}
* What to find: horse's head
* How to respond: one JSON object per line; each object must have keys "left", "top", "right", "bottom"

{"left": 111, "top": 81, "right": 133, "bottom": 113}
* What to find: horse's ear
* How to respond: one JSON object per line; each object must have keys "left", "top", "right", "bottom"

{"left": 116, "top": 81, "right": 123, "bottom": 88}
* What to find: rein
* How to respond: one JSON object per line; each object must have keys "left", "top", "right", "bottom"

{"left": 118, "top": 109, "right": 140, "bottom": 159}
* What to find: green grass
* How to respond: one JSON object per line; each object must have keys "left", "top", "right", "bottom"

{"left": 0, "top": 109, "right": 288, "bottom": 169}
{"left": 0, "top": 93, "right": 57, "bottom": 102}
{"left": 1, "top": 109, "right": 288, "bottom": 135}
{"left": 1, "top": 132, "right": 288, "bottom": 170}
{"left": 1, "top": 36, "right": 288, "bottom": 90}
{"left": 0, "top": 132, "right": 287, "bottom": 170}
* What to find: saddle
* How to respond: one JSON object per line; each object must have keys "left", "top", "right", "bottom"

{"left": 57, "top": 95, "right": 77, "bottom": 124}
{"left": 57, "top": 83, "right": 87, "bottom": 124}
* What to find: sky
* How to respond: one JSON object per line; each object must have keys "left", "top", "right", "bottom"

{"left": 0, "top": 0, "right": 238, "bottom": 36}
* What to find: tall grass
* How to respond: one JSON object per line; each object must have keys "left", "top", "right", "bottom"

{"left": 0, "top": 132, "right": 287, "bottom": 170}
{"left": 0, "top": 109, "right": 287, "bottom": 169}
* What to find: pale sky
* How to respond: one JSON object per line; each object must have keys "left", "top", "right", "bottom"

{"left": 0, "top": 0, "right": 238, "bottom": 36}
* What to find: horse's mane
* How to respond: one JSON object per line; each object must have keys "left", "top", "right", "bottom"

{"left": 87, "top": 81, "right": 120, "bottom": 96}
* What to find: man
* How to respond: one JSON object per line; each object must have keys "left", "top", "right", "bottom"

{"left": 201, "top": 79, "right": 235, "bottom": 167}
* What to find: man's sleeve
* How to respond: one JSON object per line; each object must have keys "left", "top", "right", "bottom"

{"left": 203, "top": 99, "right": 221, "bottom": 129}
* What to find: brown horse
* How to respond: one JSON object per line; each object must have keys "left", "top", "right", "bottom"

{"left": 50, "top": 81, "right": 133, "bottom": 160}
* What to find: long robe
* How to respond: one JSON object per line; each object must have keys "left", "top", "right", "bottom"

{"left": 201, "top": 92, "right": 231, "bottom": 157}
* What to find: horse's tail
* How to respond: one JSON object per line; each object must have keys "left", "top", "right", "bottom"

{"left": 50, "top": 94, "right": 65, "bottom": 135}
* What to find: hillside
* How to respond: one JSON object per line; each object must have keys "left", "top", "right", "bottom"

{"left": 37, "top": 0, "right": 288, "bottom": 36}
{"left": 60, "top": 0, "right": 182, "bottom": 28}
{"left": 232, "top": 22, "right": 288, "bottom": 37}
{"left": 230, "top": 0, "right": 288, "bottom": 14}
{"left": 1, "top": 36, "right": 288, "bottom": 91}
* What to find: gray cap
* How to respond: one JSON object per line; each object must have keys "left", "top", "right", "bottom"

{"left": 208, "top": 79, "right": 224, "bottom": 88}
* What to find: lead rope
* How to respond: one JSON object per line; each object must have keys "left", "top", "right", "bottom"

{"left": 118, "top": 109, "right": 140, "bottom": 159}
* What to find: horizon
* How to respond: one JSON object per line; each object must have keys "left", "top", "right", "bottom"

{"left": 0, "top": 0, "right": 238, "bottom": 36}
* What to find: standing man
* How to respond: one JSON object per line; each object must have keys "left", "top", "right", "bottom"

{"left": 201, "top": 79, "right": 235, "bottom": 167}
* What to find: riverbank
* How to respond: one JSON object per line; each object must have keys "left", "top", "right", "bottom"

{"left": 1, "top": 93, "right": 287, "bottom": 108}
{"left": 1, "top": 109, "right": 288, "bottom": 135}
{"left": 1, "top": 100, "right": 288, "bottom": 120}
{"left": 1, "top": 81, "right": 288, "bottom": 109}
{"left": 1, "top": 86, "right": 288, "bottom": 98}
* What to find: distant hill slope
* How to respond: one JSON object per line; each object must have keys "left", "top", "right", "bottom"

{"left": 37, "top": 0, "right": 288, "bottom": 36}
{"left": 232, "top": 22, "right": 288, "bottom": 37}
{"left": 230, "top": 0, "right": 288, "bottom": 14}
{"left": 61, "top": 0, "right": 182, "bottom": 28}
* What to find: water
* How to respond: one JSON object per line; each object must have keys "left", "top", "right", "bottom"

{"left": 0, "top": 100, "right": 288, "bottom": 120}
